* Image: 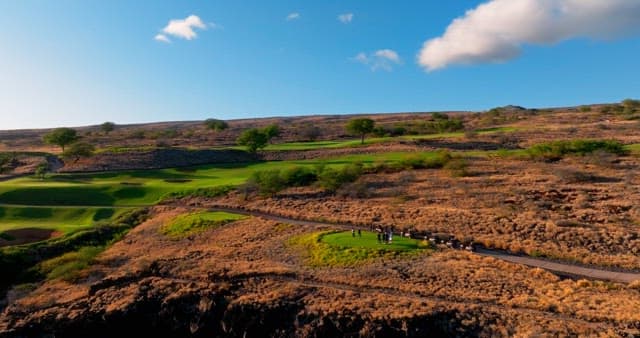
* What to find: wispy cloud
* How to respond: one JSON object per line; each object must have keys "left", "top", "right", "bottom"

{"left": 418, "top": 0, "right": 640, "bottom": 71}
{"left": 286, "top": 12, "right": 301, "bottom": 21}
{"left": 353, "top": 49, "right": 401, "bottom": 71}
{"left": 154, "top": 34, "right": 171, "bottom": 43}
{"left": 338, "top": 13, "right": 354, "bottom": 24}
{"left": 155, "top": 14, "right": 208, "bottom": 42}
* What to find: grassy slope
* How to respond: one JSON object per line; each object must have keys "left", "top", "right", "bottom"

{"left": 160, "top": 211, "right": 247, "bottom": 239}
{"left": 0, "top": 152, "right": 430, "bottom": 207}
{"left": 0, "top": 207, "right": 131, "bottom": 233}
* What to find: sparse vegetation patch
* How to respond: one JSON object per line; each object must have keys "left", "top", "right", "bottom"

{"left": 160, "top": 211, "right": 247, "bottom": 239}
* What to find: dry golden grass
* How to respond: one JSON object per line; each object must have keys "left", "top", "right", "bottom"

{"left": 5, "top": 207, "right": 639, "bottom": 336}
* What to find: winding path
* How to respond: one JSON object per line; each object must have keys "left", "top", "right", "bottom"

{"left": 1, "top": 202, "right": 639, "bottom": 283}
{"left": 208, "top": 206, "right": 640, "bottom": 284}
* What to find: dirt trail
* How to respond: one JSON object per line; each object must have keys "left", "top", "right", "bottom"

{"left": 208, "top": 206, "right": 640, "bottom": 284}
{"left": 2, "top": 202, "right": 639, "bottom": 283}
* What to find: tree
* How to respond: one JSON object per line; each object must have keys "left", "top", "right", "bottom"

{"left": 346, "top": 118, "right": 375, "bottom": 144}
{"left": 43, "top": 128, "right": 79, "bottom": 152}
{"left": 300, "top": 124, "right": 321, "bottom": 141}
{"left": 237, "top": 128, "right": 268, "bottom": 153}
{"left": 263, "top": 124, "right": 281, "bottom": 143}
{"left": 100, "top": 122, "right": 116, "bottom": 134}
{"left": 34, "top": 162, "right": 49, "bottom": 180}
{"left": 204, "top": 119, "right": 229, "bottom": 131}
{"left": 62, "top": 142, "right": 95, "bottom": 162}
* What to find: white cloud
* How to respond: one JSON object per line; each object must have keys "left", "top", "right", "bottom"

{"left": 418, "top": 0, "right": 640, "bottom": 71}
{"left": 154, "top": 34, "right": 171, "bottom": 43}
{"left": 353, "top": 49, "right": 402, "bottom": 71}
{"left": 160, "top": 15, "right": 206, "bottom": 40}
{"left": 338, "top": 13, "right": 354, "bottom": 24}
{"left": 286, "top": 12, "right": 301, "bottom": 21}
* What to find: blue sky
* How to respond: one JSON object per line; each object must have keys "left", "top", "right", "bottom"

{"left": 1, "top": 0, "right": 639, "bottom": 130}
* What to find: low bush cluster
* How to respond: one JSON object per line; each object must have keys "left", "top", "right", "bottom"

{"left": 246, "top": 163, "right": 363, "bottom": 196}
{"left": 163, "top": 185, "right": 235, "bottom": 201}
{"left": 397, "top": 151, "right": 453, "bottom": 170}
{"left": 526, "top": 139, "right": 626, "bottom": 161}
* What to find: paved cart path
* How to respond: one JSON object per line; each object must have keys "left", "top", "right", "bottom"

{"left": 2, "top": 202, "right": 639, "bottom": 283}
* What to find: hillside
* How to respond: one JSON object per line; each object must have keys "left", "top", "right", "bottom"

{"left": 2, "top": 101, "right": 640, "bottom": 337}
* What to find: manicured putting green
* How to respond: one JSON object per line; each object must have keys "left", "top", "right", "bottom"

{"left": 290, "top": 230, "right": 431, "bottom": 267}
{"left": 321, "top": 231, "right": 427, "bottom": 251}
{"left": 160, "top": 211, "right": 247, "bottom": 238}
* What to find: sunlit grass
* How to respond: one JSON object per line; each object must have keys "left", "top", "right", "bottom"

{"left": 160, "top": 211, "right": 247, "bottom": 239}
{"left": 289, "top": 230, "right": 432, "bottom": 267}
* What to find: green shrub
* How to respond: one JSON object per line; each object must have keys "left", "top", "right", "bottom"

{"left": 526, "top": 139, "right": 627, "bottom": 161}
{"left": 38, "top": 246, "right": 104, "bottom": 281}
{"left": 163, "top": 185, "right": 234, "bottom": 201}
{"left": 280, "top": 166, "right": 317, "bottom": 187}
{"left": 316, "top": 162, "right": 363, "bottom": 192}
{"left": 399, "top": 151, "right": 452, "bottom": 169}
{"left": 444, "top": 158, "right": 470, "bottom": 177}
{"left": 249, "top": 169, "right": 285, "bottom": 196}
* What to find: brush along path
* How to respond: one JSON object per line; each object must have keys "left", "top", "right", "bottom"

{"left": 84, "top": 264, "right": 601, "bottom": 331}
{"left": 205, "top": 205, "right": 640, "bottom": 284}
{"left": 2, "top": 202, "right": 639, "bottom": 283}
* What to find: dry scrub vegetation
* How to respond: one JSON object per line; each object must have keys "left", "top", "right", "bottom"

{"left": 3, "top": 207, "right": 640, "bottom": 336}
{"left": 211, "top": 151, "right": 640, "bottom": 270}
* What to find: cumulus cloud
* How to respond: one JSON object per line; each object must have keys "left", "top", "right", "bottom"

{"left": 286, "top": 12, "right": 301, "bottom": 21}
{"left": 338, "top": 13, "right": 354, "bottom": 24}
{"left": 353, "top": 49, "right": 401, "bottom": 71}
{"left": 418, "top": 0, "right": 640, "bottom": 71}
{"left": 157, "top": 15, "right": 207, "bottom": 42}
{"left": 154, "top": 34, "right": 170, "bottom": 43}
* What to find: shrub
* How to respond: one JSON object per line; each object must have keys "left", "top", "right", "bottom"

{"left": 399, "top": 151, "right": 452, "bottom": 169}
{"left": 163, "top": 185, "right": 234, "bottom": 201}
{"left": 38, "top": 246, "right": 104, "bottom": 281}
{"left": 249, "top": 169, "right": 285, "bottom": 196}
{"left": 280, "top": 166, "right": 317, "bottom": 187}
{"left": 444, "top": 158, "right": 470, "bottom": 177}
{"left": 317, "top": 162, "right": 363, "bottom": 192}
{"left": 526, "top": 139, "right": 627, "bottom": 161}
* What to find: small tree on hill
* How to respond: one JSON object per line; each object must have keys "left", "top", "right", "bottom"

{"left": 100, "top": 122, "right": 116, "bottom": 135}
{"left": 63, "top": 142, "right": 95, "bottom": 163}
{"left": 204, "top": 119, "right": 229, "bottom": 132}
{"left": 43, "top": 128, "right": 79, "bottom": 152}
{"left": 301, "top": 124, "right": 321, "bottom": 141}
{"left": 263, "top": 124, "right": 281, "bottom": 143}
{"left": 346, "top": 118, "right": 375, "bottom": 144}
{"left": 237, "top": 128, "right": 269, "bottom": 153}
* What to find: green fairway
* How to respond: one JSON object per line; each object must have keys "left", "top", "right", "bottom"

{"left": 0, "top": 152, "right": 430, "bottom": 207}
{"left": 160, "top": 211, "right": 247, "bottom": 238}
{"left": 290, "top": 230, "right": 431, "bottom": 266}
{"left": 0, "top": 206, "right": 132, "bottom": 233}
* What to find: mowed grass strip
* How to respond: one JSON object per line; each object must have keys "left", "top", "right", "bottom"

{"left": 289, "top": 230, "right": 432, "bottom": 267}
{"left": 0, "top": 206, "right": 131, "bottom": 233}
{"left": 160, "top": 211, "right": 247, "bottom": 239}
{"left": 0, "top": 152, "right": 431, "bottom": 207}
